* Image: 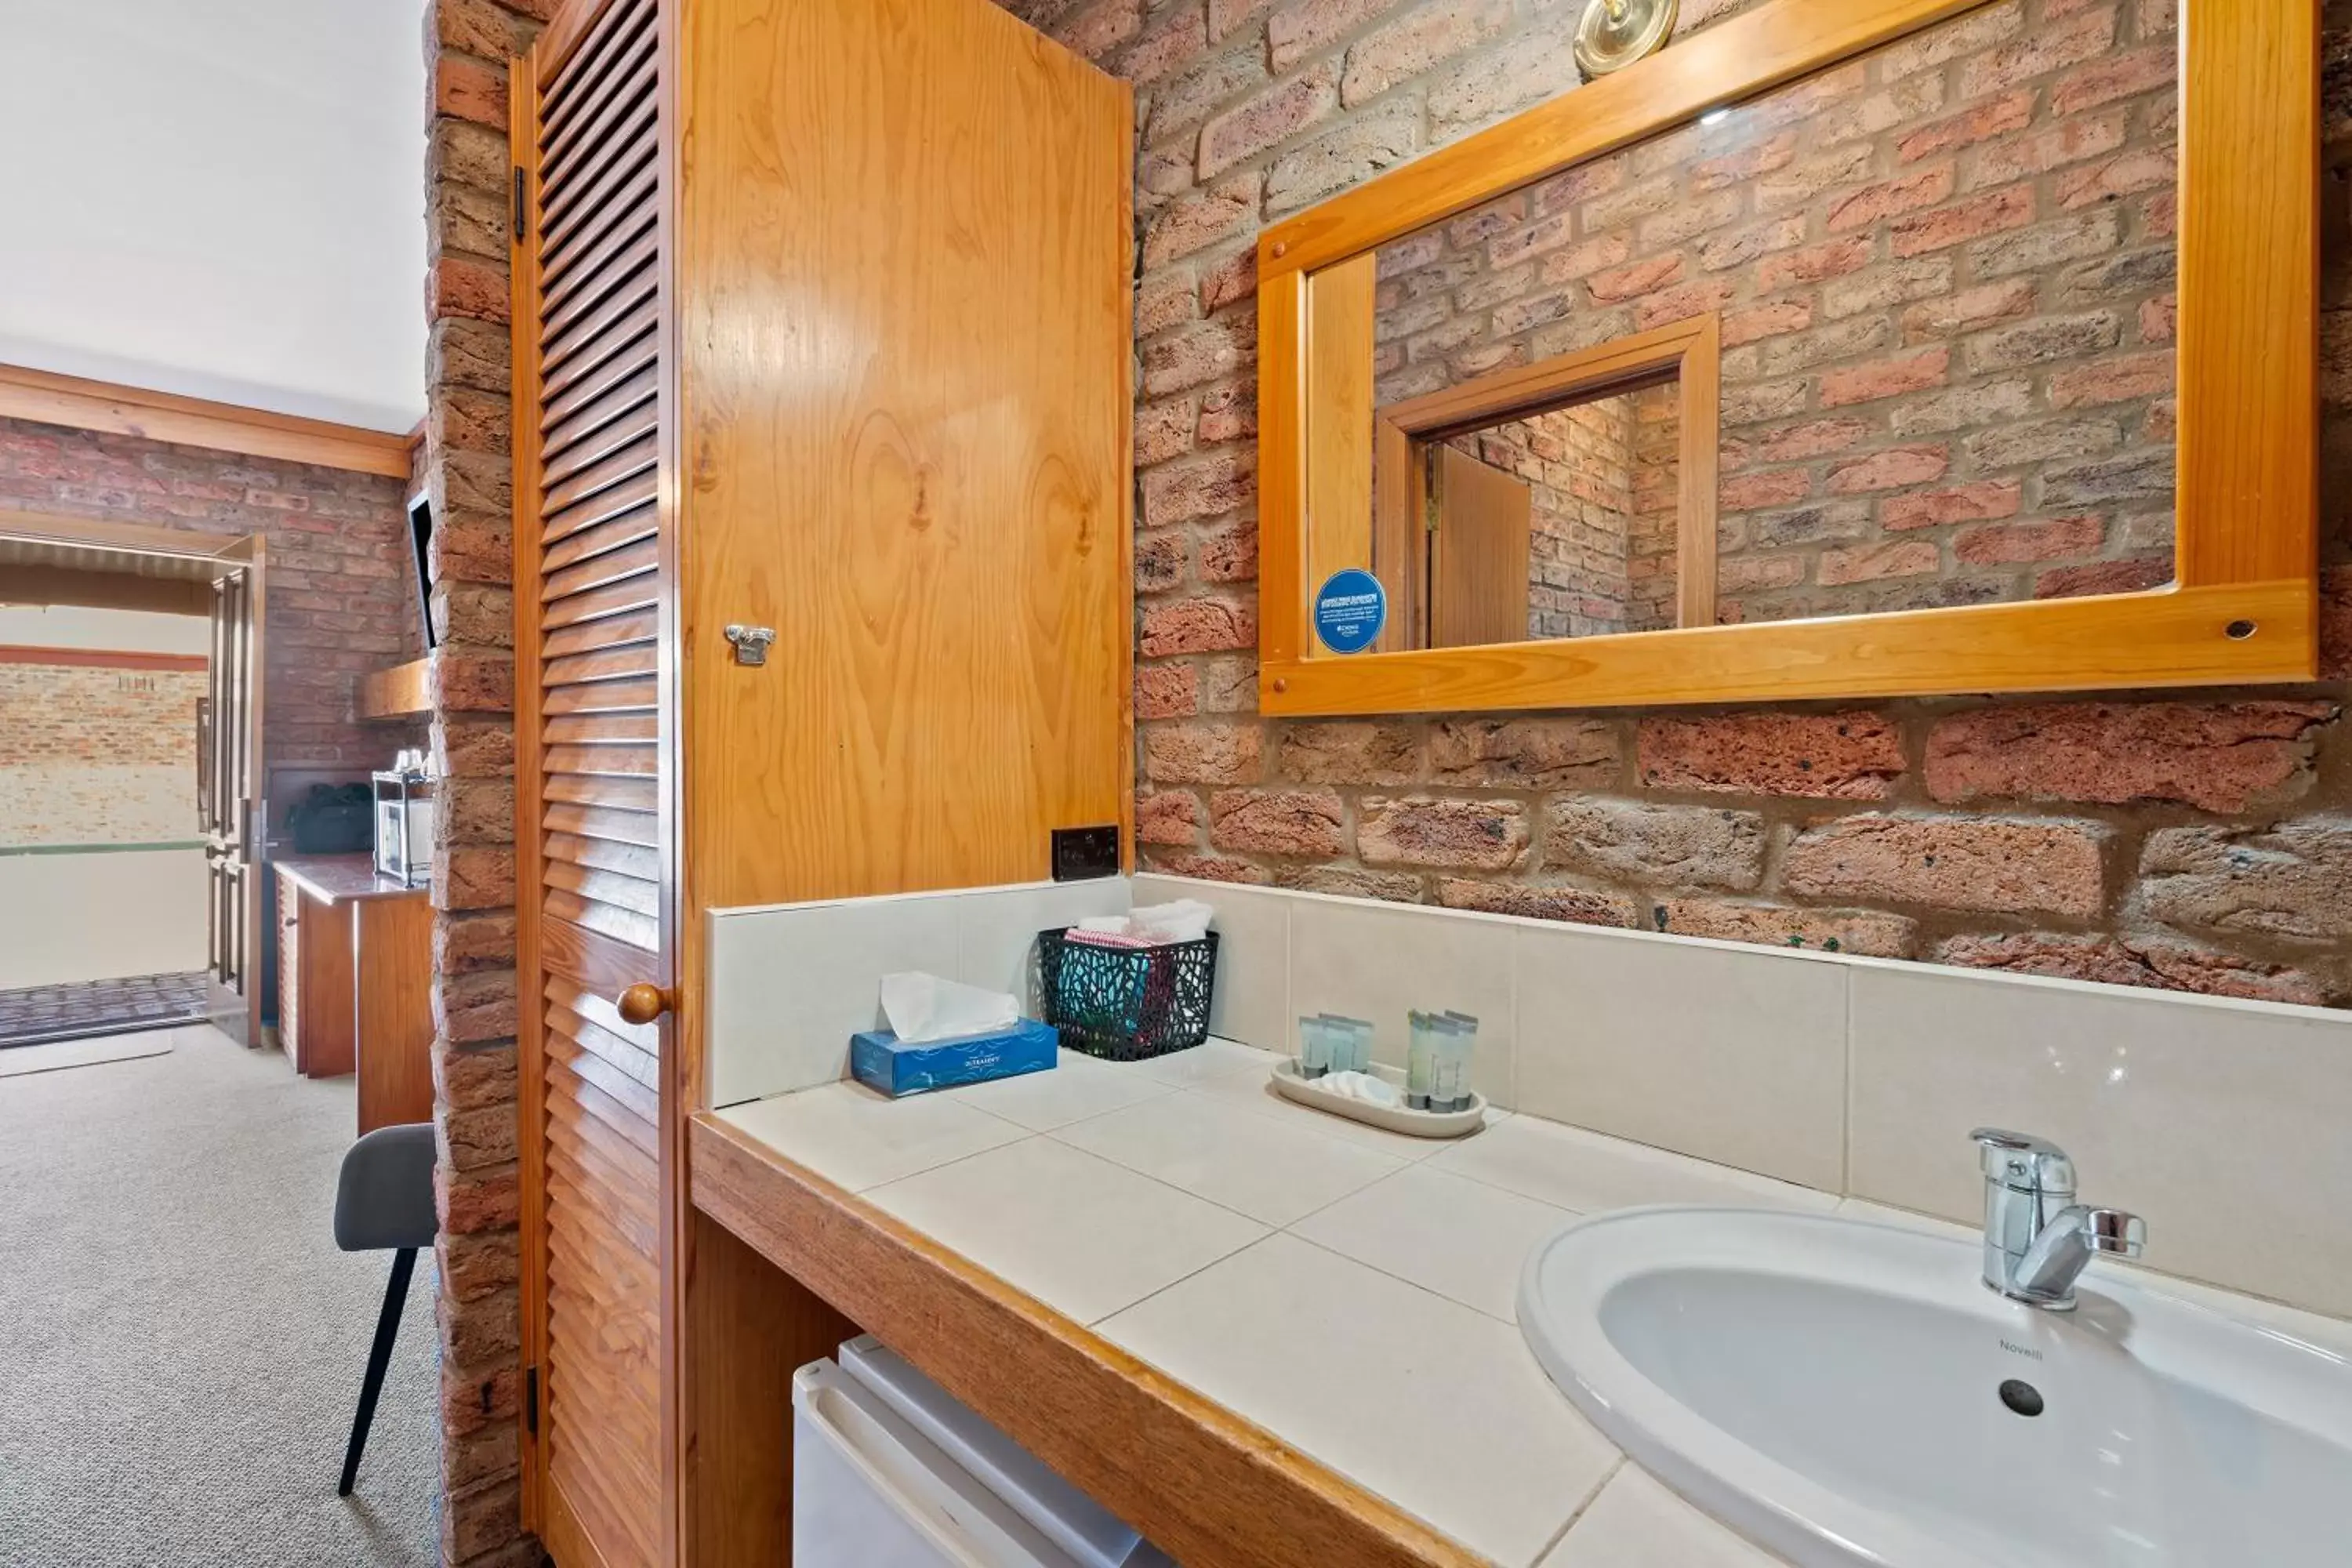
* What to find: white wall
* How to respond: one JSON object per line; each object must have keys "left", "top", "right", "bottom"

{"left": 0, "top": 0, "right": 426, "bottom": 431}
{"left": 0, "top": 848, "right": 208, "bottom": 988}
{"left": 0, "top": 604, "right": 209, "bottom": 655}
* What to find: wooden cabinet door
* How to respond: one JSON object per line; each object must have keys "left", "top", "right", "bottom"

{"left": 512, "top": 0, "right": 673, "bottom": 1562}
{"left": 1430, "top": 446, "right": 1533, "bottom": 650}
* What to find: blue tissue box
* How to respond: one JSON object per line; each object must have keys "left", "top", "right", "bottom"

{"left": 850, "top": 1018, "right": 1059, "bottom": 1098}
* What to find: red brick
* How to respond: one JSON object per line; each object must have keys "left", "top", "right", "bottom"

{"left": 1276, "top": 721, "right": 1421, "bottom": 785}
{"left": 1140, "top": 446, "right": 1254, "bottom": 524}
{"left": 1143, "top": 723, "right": 1263, "bottom": 786}
{"left": 1784, "top": 813, "right": 2111, "bottom": 919}
{"left": 2047, "top": 350, "right": 2172, "bottom": 408}
{"left": 1199, "top": 64, "right": 1337, "bottom": 177}
{"left": 1759, "top": 418, "right": 1871, "bottom": 462}
{"left": 2048, "top": 44, "right": 2175, "bottom": 116}
{"left": 1140, "top": 597, "right": 1256, "bottom": 656}
{"left": 1880, "top": 479, "right": 2021, "bottom": 530}
{"left": 1719, "top": 468, "right": 1815, "bottom": 510}
{"left": 2139, "top": 292, "right": 2176, "bottom": 344}
{"left": 1136, "top": 663, "right": 1198, "bottom": 720}
{"left": 1210, "top": 788, "right": 1347, "bottom": 856}
{"left": 1053, "top": 0, "right": 1142, "bottom": 60}
{"left": 1957, "top": 9, "right": 2116, "bottom": 100}
{"left": 2137, "top": 818, "right": 2352, "bottom": 943}
{"left": 1637, "top": 711, "right": 1905, "bottom": 800}
{"left": 1721, "top": 300, "right": 1813, "bottom": 347}
{"left": 1436, "top": 878, "right": 1638, "bottom": 927}
{"left": 1818, "top": 539, "right": 1941, "bottom": 585}
{"left": 1650, "top": 898, "right": 1918, "bottom": 957}
{"left": 1142, "top": 851, "right": 1272, "bottom": 885}
{"left": 1951, "top": 514, "right": 2106, "bottom": 565}
{"left": 1339, "top": 0, "right": 1511, "bottom": 107}
{"left": 1936, "top": 933, "right": 2326, "bottom": 1007}
{"left": 1142, "top": 174, "right": 1259, "bottom": 269}
{"left": 2034, "top": 556, "right": 2172, "bottom": 598}
{"left": 434, "top": 53, "right": 506, "bottom": 128}
{"left": 1135, "top": 791, "right": 1201, "bottom": 846}
{"left": 1428, "top": 717, "right": 1618, "bottom": 788}
{"left": 429, "top": 255, "right": 510, "bottom": 325}
{"left": 1826, "top": 165, "right": 1955, "bottom": 233}
{"left": 1896, "top": 89, "right": 2033, "bottom": 163}
{"left": 1357, "top": 797, "right": 1528, "bottom": 869}
{"left": 1585, "top": 254, "right": 1684, "bottom": 304}
{"left": 1818, "top": 347, "right": 1949, "bottom": 408}
{"left": 1825, "top": 445, "right": 1948, "bottom": 494}
{"left": 1755, "top": 237, "right": 1872, "bottom": 292}
{"left": 1925, "top": 701, "right": 2337, "bottom": 813}
{"left": 1889, "top": 185, "right": 2034, "bottom": 258}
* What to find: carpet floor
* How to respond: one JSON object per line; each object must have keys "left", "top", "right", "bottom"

{"left": 0, "top": 1024, "right": 439, "bottom": 1567}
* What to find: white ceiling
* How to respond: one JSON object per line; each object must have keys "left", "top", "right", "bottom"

{"left": 0, "top": 0, "right": 426, "bottom": 433}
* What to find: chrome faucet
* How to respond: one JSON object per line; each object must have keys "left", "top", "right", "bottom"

{"left": 1969, "top": 1129, "right": 2146, "bottom": 1311}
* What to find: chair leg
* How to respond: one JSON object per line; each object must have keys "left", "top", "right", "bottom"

{"left": 339, "top": 1247, "right": 416, "bottom": 1497}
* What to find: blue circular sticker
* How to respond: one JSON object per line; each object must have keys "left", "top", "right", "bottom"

{"left": 1312, "top": 568, "right": 1388, "bottom": 654}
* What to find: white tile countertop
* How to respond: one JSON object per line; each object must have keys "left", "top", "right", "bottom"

{"left": 714, "top": 1038, "right": 2352, "bottom": 1568}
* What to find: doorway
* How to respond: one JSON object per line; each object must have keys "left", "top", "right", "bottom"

{"left": 0, "top": 516, "right": 263, "bottom": 1049}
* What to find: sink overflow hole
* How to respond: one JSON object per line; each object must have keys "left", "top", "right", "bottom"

{"left": 1998, "top": 1378, "right": 2045, "bottom": 1418}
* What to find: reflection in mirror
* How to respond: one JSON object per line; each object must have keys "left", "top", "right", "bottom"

{"left": 1396, "top": 382, "right": 1681, "bottom": 649}
{"left": 1368, "top": 0, "right": 2178, "bottom": 630}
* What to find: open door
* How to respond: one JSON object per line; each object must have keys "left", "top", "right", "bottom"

{"left": 199, "top": 538, "right": 265, "bottom": 1045}
{"left": 1429, "top": 445, "right": 1533, "bottom": 648}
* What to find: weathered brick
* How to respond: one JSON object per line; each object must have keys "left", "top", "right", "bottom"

{"left": 1936, "top": 933, "right": 2326, "bottom": 1005}
{"left": 1891, "top": 185, "right": 2034, "bottom": 258}
{"left": 1276, "top": 864, "right": 1425, "bottom": 902}
{"left": 1199, "top": 62, "right": 1337, "bottom": 177}
{"left": 1925, "top": 701, "right": 2336, "bottom": 814}
{"left": 1825, "top": 445, "right": 1948, "bottom": 494}
{"left": 1142, "top": 173, "right": 1260, "bottom": 269}
{"left": 1545, "top": 799, "right": 1765, "bottom": 889}
{"left": 1338, "top": 0, "right": 1508, "bottom": 106}
{"left": 1952, "top": 514, "right": 2106, "bottom": 564}
{"left": 1141, "top": 445, "right": 1254, "bottom": 523}
{"left": 1880, "top": 478, "right": 2022, "bottom": 530}
{"left": 1140, "top": 597, "right": 1257, "bottom": 656}
{"left": 1427, "top": 717, "right": 1619, "bottom": 789}
{"left": 1210, "top": 787, "right": 1348, "bottom": 856}
{"left": 1142, "top": 311, "right": 1257, "bottom": 400}
{"left": 1358, "top": 797, "right": 1528, "bottom": 869}
{"left": 1436, "top": 878, "right": 1639, "bottom": 927}
{"left": 1785, "top": 813, "right": 2111, "bottom": 918}
{"left": 1276, "top": 720, "right": 1421, "bottom": 784}
{"left": 1144, "top": 723, "right": 1264, "bottom": 785}
{"left": 1638, "top": 711, "right": 1904, "bottom": 799}
{"left": 1818, "top": 539, "right": 1941, "bottom": 584}
{"left": 1649, "top": 898, "right": 1918, "bottom": 956}
{"left": 2135, "top": 818, "right": 2352, "bottom": 943}
{"left": 1136, "top": 662, "right": 1198, "bottom": 720}
{"left": 1135, "top": 790, "right": 1202, "bottom": 846}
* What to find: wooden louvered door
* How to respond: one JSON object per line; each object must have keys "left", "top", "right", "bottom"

{"left": 511, "top": 0, "right": 673, "bottom": 1563}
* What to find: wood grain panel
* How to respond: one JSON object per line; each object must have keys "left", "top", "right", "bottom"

{"left": 0, "top": 362, "right": 411, "bottom": 477}
{"left": 516, "top": 1, "right": 673, "bottom": 1559}
{"left": 673, "top": 0, "right": 1131, "bottom": 914}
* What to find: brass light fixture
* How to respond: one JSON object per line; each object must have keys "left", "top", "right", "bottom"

{"left": 1573, "top": 0, "right": 1678, "bottom": 77}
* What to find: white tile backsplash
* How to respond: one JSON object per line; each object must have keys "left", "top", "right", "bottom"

{"left": 1512, "top": 922, "right": 1849, "bottom": 1189}
{"left": 1848, "top": 964, "right": 2352, "bottom": 1318}
{"left": 706, "top": 877, "right": 1130, "bottom": 1105}
{"left": 710, "top": 871, "right": 2352, "bottom": 1319}
{"left": 1287, "top": 892, "right": 1517, "bottom": 1108}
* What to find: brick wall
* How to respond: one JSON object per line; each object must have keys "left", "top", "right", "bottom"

{"left": 1018, "top": 0, "right": 2352, "bottom": 1009}
{"left": 0, "top": 417, "right": 420, "bottom": 770}
{"left": 1371, "top": 0, "right": 2178, "bottom": 622}
{"left": 0, "top": 663, "right": 205, "bottom": 844}
{"left": 419, "top": 2, "right": 547, "bottom": 1565}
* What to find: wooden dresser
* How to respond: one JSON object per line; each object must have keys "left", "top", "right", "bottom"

{"left": 274, "top": 855, "right": 434, "bottom": 1134}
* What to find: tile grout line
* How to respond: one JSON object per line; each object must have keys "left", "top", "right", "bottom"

{"left": 1526, "top": 1455, "right": 1627, "bottom": 1568}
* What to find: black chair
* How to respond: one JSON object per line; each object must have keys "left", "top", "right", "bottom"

{"left": 332, "top": 1123, "right": 437, "bottom": 1496}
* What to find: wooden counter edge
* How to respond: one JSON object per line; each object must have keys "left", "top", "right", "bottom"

{"left": 688, "top": 1111, "right": 1484, "bottom": 1568}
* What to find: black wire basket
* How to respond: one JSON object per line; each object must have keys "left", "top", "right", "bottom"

{"left": 1035, "top": 927, "right": 1219, "bottom": 1062}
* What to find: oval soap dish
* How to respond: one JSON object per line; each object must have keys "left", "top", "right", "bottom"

{"left": 1269, "top": 1058, "right": 1486, "bottom": 1138}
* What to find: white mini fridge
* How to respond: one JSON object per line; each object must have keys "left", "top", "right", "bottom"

{"left": 792, "top": 1337, "right": 1173, "bottom": 1568}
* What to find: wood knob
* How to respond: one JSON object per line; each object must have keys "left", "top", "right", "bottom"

{"left": 616, "top": 983, "right": 673, "bottom": 1026}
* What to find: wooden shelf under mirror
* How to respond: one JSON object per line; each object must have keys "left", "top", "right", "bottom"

{"left": 1255, "top": 0, "right": 2318, "bottom": 716}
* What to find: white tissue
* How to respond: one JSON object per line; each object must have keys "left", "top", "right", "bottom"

{"left": 1130, "top": 898, "right": 1214, "bottom": 942}
{"left": 1318, "top": 1069, "right": 1400, "bottom": 1108}
{"left": 880, "top": 971, "right": 1020, "bottom": 1044}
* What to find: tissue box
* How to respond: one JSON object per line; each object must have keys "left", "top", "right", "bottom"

{"left": 849, "top": 1018, "right": 1059, "bottom": 1098}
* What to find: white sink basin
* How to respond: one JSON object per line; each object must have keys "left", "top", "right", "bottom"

{"left": 1519, "top": 1207, "right": 2352, "bottom": 1567}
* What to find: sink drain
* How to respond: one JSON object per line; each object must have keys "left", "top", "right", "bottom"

{"left": 1998, "top": 1378, "right": 2045, "bottom": 1418}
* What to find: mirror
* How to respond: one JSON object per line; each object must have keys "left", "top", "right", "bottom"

{"left": 1255, "top": 0, "right": 2314, "bottom": 714}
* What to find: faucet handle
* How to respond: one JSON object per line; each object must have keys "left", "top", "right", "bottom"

{"left": 2082, "top": 1208, "right": 2146, "bottom": 1258}
{"left": 1970, "top": 1127, "right": 2076, "bottom": 1192}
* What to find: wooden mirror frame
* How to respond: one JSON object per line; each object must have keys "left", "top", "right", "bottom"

{"left": 1254, "top": 0, "right": 2318, "bottom": 717}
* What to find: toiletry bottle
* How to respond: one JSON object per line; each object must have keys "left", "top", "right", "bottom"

{"left": 1298, "top": 1015, "right": 1330, "bottom": 1079}
{"left": 1430, "top": 1014, "right": 1478, "bottom": 1112}
{"left": 1406, "top": 1011, "right": 1436, "bottom": 1110}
